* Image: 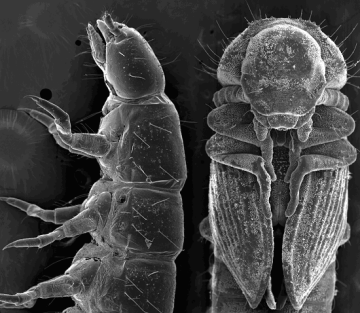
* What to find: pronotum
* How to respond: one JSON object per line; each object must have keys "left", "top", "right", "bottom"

{"left": 199, "top": 17, "right": 357, "bottom": 312}
{"left": 0, "top": 13, "right": 187, "bottom": 313}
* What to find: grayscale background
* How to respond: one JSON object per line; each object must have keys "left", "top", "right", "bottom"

{"left": 0, "top": 0, "right": 359, "bottom": 312}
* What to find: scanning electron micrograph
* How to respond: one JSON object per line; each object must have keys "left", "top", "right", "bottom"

{"left": 0, "top": 13, "right": 187, "bottom": 313}
{"left": 0, "top": 1, "right": 360, "bottom": 313}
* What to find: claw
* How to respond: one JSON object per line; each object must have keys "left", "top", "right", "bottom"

{"left": 23, "top": 95, "right": 71, "bottom": 133}
{"left": 3, "top": 228, "right": 65, "bottom": 250}
{"left": 18, "top": 107, "right": 57, "bottom": 134}
{"left": 23, "top": 95, "right": 111, "bottom": 157}
{"left": 18, "top": 107, "right": 97, "bottom": 158}
{"left": 0, "top": 197, "right": 41, "bottom": 216}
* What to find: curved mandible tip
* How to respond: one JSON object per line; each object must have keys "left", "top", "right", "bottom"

{"left": 103, "top": 13, "right": 123, "bottom": 37}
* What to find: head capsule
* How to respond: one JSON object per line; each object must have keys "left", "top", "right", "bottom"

{"left": 87, "top": 14, "right": 165, "bottom": 102}
{"left": 241, "top": 24, "right": 326, "bottom": 129}
{"left": 217, "top": 18, "right": 347, "bottom": 136}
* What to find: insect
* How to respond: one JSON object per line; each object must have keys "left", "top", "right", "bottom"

{"left": 0, "top": 13, "right": 187, "bottom": 313}
{"left": 199, "top": 17, "right": 357, "bottom": 312}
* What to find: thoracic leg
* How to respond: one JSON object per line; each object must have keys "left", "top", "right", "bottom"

{"left": 0, "top": 197, "right": 81, "bottom": 224}
{"left": 19, "top": 108, "right": 95, "bottom": 158}
{"left": 283, "top": 105, "right": 356, "bottom": 217}
{"left": 0, "top": 272, "right": 84, "bottom": 308}
{"left": 206, "top": 132, "right": 273, "bottom": 219}
{"left": 1, "top": 192, "right": 111, "bottom": 250}
{"left": 285, "top": 152, "right": 354, "bottom": 217}
{"left": 23, "top": 96, "right": 111, "bottom": 158}
{"left": 0, "top": 297, "right": 36, "bottom": 309}
{"left": 0, "top": 196, "right": 107, "bottom": 311}
{"left": 207, "top": 102, "right": 277, "bottom": 182}
{"left": 209, "top": 150, "right": 272, "bottom": 219}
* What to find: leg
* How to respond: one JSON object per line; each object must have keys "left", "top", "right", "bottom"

{"left": 207, "top": 102, "right": 277, "bottom": 183}
{"left": 284, "top": 105, "right": 357, "bottom": 217}
{"left": 22, "top": 96, "right": 111, "bottom": 158}
{"left": 1, "top": 192, "right": 111, "bottom": 250}
{"left": 0, "top": 272, "right": 83, "bottom": 309}
{"left": 0, "top": 297, "right": 36, "bottom": 309}
{"left": 19, "top": 108, "right": 95, "bottom": 158}
{"left": 285, "top": 151, "right": 354, "bottom": 217}
{"left": 0, "top": 197, "right": 81, "bottom": 224}
{"left": 206, "top": 133, "right": 273, "bottom": 219}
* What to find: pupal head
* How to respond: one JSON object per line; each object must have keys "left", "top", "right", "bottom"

{"left": 87, "top": 13, "right": 165, "bottom": 100}
{"left": 217, "top": 18, "right": 347, "bottom": 140}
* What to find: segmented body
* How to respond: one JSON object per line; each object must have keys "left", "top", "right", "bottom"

{"left": 0, "top": 14, "right": 186, "bottom": 313}
{"left": 200, "top": 17, "right": 357, "bottom": 312}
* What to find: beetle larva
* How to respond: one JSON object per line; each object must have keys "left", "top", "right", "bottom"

{"left": 0, "top": 13, "right": 186, "bottom": 313}
{"left": 200, "top": 17, "right": 357, "bottom": 312}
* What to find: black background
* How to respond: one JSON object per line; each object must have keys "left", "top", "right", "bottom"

{"left": 0, "top": 0, "right": 359, "bottom": 312}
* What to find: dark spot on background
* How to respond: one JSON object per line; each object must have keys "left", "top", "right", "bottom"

{"left": 40, "top": 88, "right": 52, "bottom": 100}
{"left": 75, "top": 39, "right": 81, "bottom": 46}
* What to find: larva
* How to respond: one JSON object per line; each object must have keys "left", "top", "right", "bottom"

{"left": 0, "top": 13, "right": 187, "bottom": 313}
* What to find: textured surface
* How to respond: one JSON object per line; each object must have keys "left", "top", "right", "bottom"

{"left": 282, "top": 167, "right": 349, "bottom": 310}
{"left": 203, "top": 15, "right": 357, "bottom": 313}
{"left": 209, "top": 161, "right": 273, "bottom": 308}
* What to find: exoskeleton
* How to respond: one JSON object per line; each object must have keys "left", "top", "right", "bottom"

{"left": 200, "top": 17, "right": 357, "bottom": 312}
{"left": 0, "top": 13, "right": 186, "bottom": 313}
